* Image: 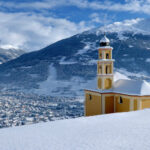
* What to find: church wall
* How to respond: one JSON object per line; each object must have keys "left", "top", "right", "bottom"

{"left": 85, "top": 91, "right": 102, "bottom": 116}
{"left": 104, "top": 50, "right": 112, "bottom": 59}
{"left": 97, "top": 62, "right": 102, "bottom": 74}
{"left": 103, "top": 94, "right": 140, "bottom": 113}
{"left": 84, "top": 90, "right": 150, "bottom": 116}
{"left": 134, "top": 99, "right": 138, "bottom": 110}
{"left": 98, "top": 50, "right": 102, "bottom": 59}
{"left": 141, "top": 99, "right": 150, "bottom": 109}
{"left": 97, "top": 77, "right": 102, "bottom": 89}
{"left": 115, "top": 96, "right": 130, "bottom": 112}
{"left": 104, "top": 78, "right": 112, "bottom": 89}
{"left": 110, "top": 64, "right": 112, "bottom": 74}
{"left": 98, "top": 49, "right": 112, "bottom": 59}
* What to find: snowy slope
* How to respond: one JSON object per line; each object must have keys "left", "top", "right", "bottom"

{"left": 34, "top": 67, "right": 128, "bottom": 96}
{"left": 0, "top": 109, "right": 150, "bottom": 150}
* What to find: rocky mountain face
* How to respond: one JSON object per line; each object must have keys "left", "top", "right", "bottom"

{"left": 0, "top": 19, "right": 150, "bottom": 97}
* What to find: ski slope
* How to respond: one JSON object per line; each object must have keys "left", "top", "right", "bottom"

{"left": 0, "top": 109, "right": 150, "bottom": 150}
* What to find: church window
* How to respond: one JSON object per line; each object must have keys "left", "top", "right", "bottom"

{"left": 119, "top": 96, "right": 123, "bottom": 104}
{"left": 89, "top": 94, "right": 92, "bottom": 100}
{"left": 100, "top": 53, "right": 102, "bottom": 59}
{"left": 99, "top": 66, "right": 102, "bottom": 74}
{"left": 106, "top": 53, "right": 109, "bottom": 59}
{"left": 106, "top": 66, "right": 108, "bottom": 74}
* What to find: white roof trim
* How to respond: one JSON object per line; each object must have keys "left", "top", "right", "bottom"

{"left": 99, "top": 46, "right": 113, "bottom": 49}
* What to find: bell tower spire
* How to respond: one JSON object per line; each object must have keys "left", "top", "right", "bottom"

{"left": 97, "top": 34, "right": 114, "bottom": 90}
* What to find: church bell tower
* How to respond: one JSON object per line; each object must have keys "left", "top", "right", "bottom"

{"left": 97, "top": 35, "right": 114, "bottom": 90}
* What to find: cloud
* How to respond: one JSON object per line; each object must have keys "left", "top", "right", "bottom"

{"left": 0, "top": 0, "right": 67, "bottom": 11}
{"left": 89, "top": 13, "right": 101, "bottom": 23}
{"left": 70, "top": 0, "right": 150, "bottom": 14}
{"left": 89, "top": 13, "right": 116, "bottom": 25}
{"left": 1, "top": 0, "right": 150, "bottom": 14}
{"left": 74, "top": 0, "right": 150, "bottom": 14}
{"left": 0, "top": 0, "right": 150, "bottom": 52}
{"left": 0, "top": 12, "right": 92, "bottom": 51}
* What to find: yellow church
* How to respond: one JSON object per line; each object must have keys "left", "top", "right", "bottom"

{"left": 84, "top": 35, "right": 150, "bottom": 116}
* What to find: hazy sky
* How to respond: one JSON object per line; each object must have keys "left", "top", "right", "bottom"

{"left": 0, "top": 0, "right": 150, "bottom": 51}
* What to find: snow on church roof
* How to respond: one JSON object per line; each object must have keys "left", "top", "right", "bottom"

{"left": 110, "top": 79, "right": 150, "bottom": 96}
{"left": 100, "top": 35, "right": 110, "bottom": 43}
{"left": 87, "top": 79, "right": 150, "bottom": 96}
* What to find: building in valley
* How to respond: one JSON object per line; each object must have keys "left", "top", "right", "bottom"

{"left": 84, "top": 35, "right": 150, "bottom": 116}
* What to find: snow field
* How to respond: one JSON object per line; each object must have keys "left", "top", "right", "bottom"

{"left": 0, "top": 109, "right": 150, "bottom": 150}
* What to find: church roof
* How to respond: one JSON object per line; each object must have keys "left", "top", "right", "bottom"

{"left": 110, "top": 79, "right": 150, "bottom": 96}
{"left": 86, "top": 79, "right": 150, "bottom": 96}
{"left": 100, "top": 35, "right": 110, "bottom": 43}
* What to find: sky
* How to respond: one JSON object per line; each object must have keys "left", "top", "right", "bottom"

{"left": 0, "top": 0, "right": 150, "bottom": 51}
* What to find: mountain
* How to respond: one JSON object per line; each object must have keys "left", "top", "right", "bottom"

{"left": 0, "top": 18, "right": 150, "bottom": 97}
{"left": 0, "top": 109, "right": 150, "bottom": 150}
{"left": 0, "top": 47, "right": 25, "bottom": 64}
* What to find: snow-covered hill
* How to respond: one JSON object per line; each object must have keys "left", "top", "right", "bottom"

{"left": 0, "top": 18, "right": 150, "bottom": 97}
{"left": 0, "top": 109, "right": 150, "bottom": 150}
{"left": 0, "top": 47, "right": 24, "bottom": 64}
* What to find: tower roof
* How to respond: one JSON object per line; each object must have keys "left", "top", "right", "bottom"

{"left": 100, "top": 35, "right": 110, "bottom": 43}
{"left": 100, "top": 35, "right": 110, "bottom": 47}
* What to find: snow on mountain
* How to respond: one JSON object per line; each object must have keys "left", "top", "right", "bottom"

{"left": 0, "top": 47, "right": 24, "bottom": 64}
{"left": 34, "top": 65, "right": 128, "bottom": 96}
{"left": 0, "top": 109, "right": 150, "bottom": 150}
{"left": 34, "top": 64, "right": 97, "bottom": 96}
{"left": 97, "top": 18, "right": 150, "bottom": 40}
{"left": 0, "top": 18, "right": 150, "bottom": 97}
{"left": 98, "top": 18, "right": 150, "bottom": 35}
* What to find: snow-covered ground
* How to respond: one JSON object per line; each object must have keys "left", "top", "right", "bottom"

{"left": 0, "top": 109, "right": 150, "bottom": 150}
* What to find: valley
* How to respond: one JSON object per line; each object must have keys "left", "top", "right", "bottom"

{"left": 0, "top": 91, "right": 83, "bottom": 128}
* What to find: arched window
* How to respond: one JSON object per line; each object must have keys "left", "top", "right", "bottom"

{"left": 106, "top": 66, "right": 108, "bottom": 74}
{"left": 119, "top": 96, "right": 123, "bottom": 104}
{"left": 89, "top": 94, "right": 92, "bottom": 100}
{"left": 99, "top": 66, "right": 102, "bottom": 74}
{"left": 100, "top": 53, "right": 102, "bottom": 59}
{"left": 106, "top": 53, "right": 109, "bottom": 59}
